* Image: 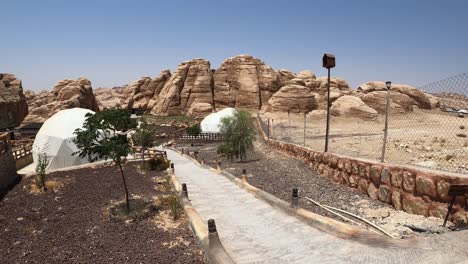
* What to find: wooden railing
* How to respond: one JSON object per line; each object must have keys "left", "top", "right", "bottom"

{"left": 132, "top": 147, "right": 167, "bottom": 160}
{"left": 10, "top": 139, "right": 34, "bottom": 148}
{"left": 12, "top": 145, "right": 32, "bottom": 160}
{"left": 174, "top": 132, "right": 225, "bottom": 142}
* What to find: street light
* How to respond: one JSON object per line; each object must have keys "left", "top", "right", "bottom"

{"left": 381, "top": 81, "right": 392, "bottom": 162}
{"left": 322, "top": 53, "right": 335, "bottom": 152}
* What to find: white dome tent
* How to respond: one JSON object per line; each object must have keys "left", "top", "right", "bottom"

{"left": 32, "top": 108, "right": 96, "bottom": 170}
{"left": 200, "top": 108, "right": 237, "bottom": 133}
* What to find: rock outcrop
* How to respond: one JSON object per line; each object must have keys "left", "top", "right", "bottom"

{"left": 361, "top": 91, "right": 419, "bottom": 114}
{"left": 0, "top": 74, "right": 28, "bottom": 128}
{"left": 214, "top": 55, "right": 280, "bottom": 111}
{"left": 94, "top": 86, "right": 127, "bottom": 110}
{"left": 150, "top": 59, "right": 213, "bottom": 116}
{"left": 267, "top": 84, "right": 318, "bottom": 113}
{"left": 23, "top": 77, "right": 99, "bottom": 124}
{"left": 126, "top": 70, "right": 171, "bottom": 110}
{"left": 330, "top": 95, "right": 378, "bottom": 120}
{"left": 358, "top": 81, "right": 436, "bottom": 110}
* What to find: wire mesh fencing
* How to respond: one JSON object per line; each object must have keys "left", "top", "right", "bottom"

{"left": 259, "top": 73, "right": 468, "bottom": 174}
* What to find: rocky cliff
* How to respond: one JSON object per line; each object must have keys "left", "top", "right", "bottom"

{"left": 19, "top": 55, "right": 441, "bottom": 123}
{"left": 23, "top": 77, "right": 99, "bottom": 124}
{"left": 0, "top": 74, "right": 28, "bottom": 128}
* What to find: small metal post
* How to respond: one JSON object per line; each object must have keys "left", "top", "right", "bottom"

{"left": 170, "top": 163, "right": 175, "bottom": 174}
{"left": 181, "top": 148, "right": 185, "bottom": 154}
{"left": 291, "top": 188, "right": 299, "bottom": 207}
{"left": 217, "top": 160, "right": 221, "bottom": 171}
{"left": 208, "top": 219, "right": 217, "bottom": 233}
{"left": 182, "top": 183, "right": 188, "bottom": 199}
{"left": 381, "top": 81, "right": 391, "bottom": 163}
{"left": 324, "top": 68, "right": 331, "bottom": 153}
{"left": 242, "top": 169, "right": 247, "bottom": 181}
{"left": 201, "top": 158, "right": 205, "bottom": 165}
{"left": 443, "top": 196, "right": 457, "bottom": 227}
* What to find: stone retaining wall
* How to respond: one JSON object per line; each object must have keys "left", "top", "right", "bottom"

{"left": 0, "top": 146, "right": 19, "bottom": 192}
{"left": 256, "top": 117, "right": 468, "bottom": 223}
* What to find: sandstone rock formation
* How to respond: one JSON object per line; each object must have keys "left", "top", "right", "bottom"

{"left": 150, "top": 59, "right": 213, "bottom": 116}
{"left": 94, "top": 86, "right": 127, "bottom": 110}
{"left": 330, "top": 95, "right": 378, "bottom": 120}
{"left": 126, "top": 70, "right": 171, "bottom": 110}
{"left": 358, "top": 81, "right": 437, "bottom": 110}
{"left": 214, "top": 55, "right": 280, "bottom": 111}
{"left": 267, "top": 84, "right": 318, "bottom": 113}
{"left": 0, "top": 74, "right": 28, "bottom": 128}
{"left": 23, "top": 77, "right": 99, "bottom": 124}
{"left": 361, "top": 91, "right": 419, "bottom": 114}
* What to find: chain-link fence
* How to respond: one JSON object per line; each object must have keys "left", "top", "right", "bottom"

{"left": 259, "top": 73, "right": 468, "bottom": 174}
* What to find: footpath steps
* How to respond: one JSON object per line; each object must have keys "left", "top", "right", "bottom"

{"left": 166, "top": 149, "right": 468, "bottom": 264}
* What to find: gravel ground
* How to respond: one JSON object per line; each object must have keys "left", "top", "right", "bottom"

{"left": 0, "top": 165, "right": 204, "bottom": 263}
{"left": 178, "top": 138, "right": 450, "bottom": 238}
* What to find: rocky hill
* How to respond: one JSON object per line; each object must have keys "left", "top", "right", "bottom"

{"left": 22, "top": 77, "right": 99, "bottom": 124}
{"left": 0, "top": 74, "right": 28, "bottom": 129}
{"left": 14, "top": 54, "right": 441, "bottom": 125}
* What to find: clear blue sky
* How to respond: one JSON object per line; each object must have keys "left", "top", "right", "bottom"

{"left": 2, "top": 0, "right": 468, "bottom": 91}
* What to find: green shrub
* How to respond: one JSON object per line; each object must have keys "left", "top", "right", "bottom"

{"left": 186, "top": 123, "right": 202, "bottom": 136}
{"left": 148, "top": 156, "right": 169, "bottom": 171}
{"left": 35, "top": 154, "right": 49, "bottom": 191}
{"left": 160, "top": 194, "right": 182, "bottom": 220}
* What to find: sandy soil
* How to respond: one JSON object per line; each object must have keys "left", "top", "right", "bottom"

{"left": 0, "top": 165, "right": 204, "bottom": 263}
{"left": 179, "top": 140, "right": 453, "bottom": 239}
{"left": 262, "top": 109, "right": 468, "bottom": 174}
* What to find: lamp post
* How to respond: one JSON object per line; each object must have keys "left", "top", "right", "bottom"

{"left": 322, "top": 53, "right": 336, "bottom": 152}
{"left": 381, "top": 81, "right": 392, "bottom": 163}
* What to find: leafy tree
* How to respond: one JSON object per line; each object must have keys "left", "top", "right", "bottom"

{"left": 132, "top": 122, "right": 155, "bottom": 169}
{"left": 217, "top": 109, "right": 256, "bottom": 162}
{"left": 73, "top": 109, "right": 137, "bottom": 212}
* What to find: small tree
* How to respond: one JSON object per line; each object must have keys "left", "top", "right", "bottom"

{"left": 186, "top": 123, "right": 201, "bottom": 136}
{"left": 73, "top": 109, "right": 137, "bottom": 212}
{"left": 35, "top": 154, "right": 49, "bottom": 191}
{"left": 133, "top": 122, "right": 155, "bottom": 169}
{"left": 217, "top": 109, "right": 256, "bottom": 162}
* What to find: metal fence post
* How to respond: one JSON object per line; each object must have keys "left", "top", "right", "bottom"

{"left": 381, "top": 81, "right": 391, "bottom": 163}
{"left": 267, "top": 118, "right": 270, "bottom": 140}
{"left": 324, "top": 67, "right": 331, "bottom": 153}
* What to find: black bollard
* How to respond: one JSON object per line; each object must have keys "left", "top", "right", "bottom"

{"left": 182, "top": 183, "right": 188, "bottom": 199}
{"left": 291, "top": 188, "right": 299, "bottom": 207}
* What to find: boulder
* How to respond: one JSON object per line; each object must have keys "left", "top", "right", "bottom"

{"left": 22, "top": 77, "right": 99, "bottom": 124}
{"left": 213, "top": 55, "right": 280, "bottom": 111}
{"left": 187, "top": 102, "right": 213, "bottom": 116}
{"left": 267, "top": 84, "right": 318, "bottom": 113}
{"left": 0, "top": 73, "right": 28, "bottom": 128}
{"left": 276, "top": 69, "right": 296, "bottom": 86}
{"left": 330, "top": 95, "right": 378, "bottom": 119}
{"left": 317, "top": 77, "right": 350, "bottom": 92}
{"left": 358, "top": 81, "right": 432, "bottom": 109}
{"left": 296, "top": 70, "right": 320, "bottom": 90}
{"left": 361, "top": 91, "right": 419, "bottom": 114}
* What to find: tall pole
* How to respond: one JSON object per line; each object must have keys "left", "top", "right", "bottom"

{"left": 303, "top": 113, "right": 307, "bottom": 146}
{"left": 381, "top": 82, "right": 391, "bottom": 162}
{"left": 324, "top": 68, "right": 331, "bottom": 152}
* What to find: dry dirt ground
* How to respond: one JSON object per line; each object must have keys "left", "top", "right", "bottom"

{"left": 0, "top": 165, "right": 204, "bottom": 263}
{"left": 262, "top": 109, "right": 468, "bottom": 174}
{"left": 179, "top": 140, "right": 453, "bottom": 239}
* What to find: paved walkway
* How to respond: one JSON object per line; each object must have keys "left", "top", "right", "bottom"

{"left": 166, "top": 149, "right": 468, "bottom": 264}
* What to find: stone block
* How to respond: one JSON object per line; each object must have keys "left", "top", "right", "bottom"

{"left": 314, "top": 153, "right": 323, "bottom": 163}
{"left": 351, "top": 162, "right": 359, "bottom": 175}
{"left": 391, "top": 190, "right": 402, "bottom": 210}
{"left": 349, "top": 174, "right": 359, "bottom": 188}
{"left": 429, "top": 203, "right": 448, "bottom": 219}
{"left": 367, "top": 183, "right": 379, "bottom": 200}
{"left": 337, "top": 159, "right": 345, "bottom": 170}
{"left": 329, "top": 155, "right": 338, "bottom": 168}
{"left": 342, "top": 173, "right": 350, "bottom": 186}
{"left": 378, "top": 185, "right": 392, "bottom": 204}
{"left": 344, "top": 161, "right": 352, "bottom": 174}
{"left": 380, "top": 168, "right": 391, "bottom": 185}
{"left": 358, "top": 163, "right": 369, "bottom": 178}
{"left": 402, "top": 171, "right": 416, "bottom": 193}
{"left": 391, "top": 170, "right": 403, "bottom": 188}
{"left": 436, "top": 180, "right": 451, "bottom": 202}
{"left": 332, "top": 170, "right": 342, "bottom": 183}
{"left": 323, "top": 153, "right": 330, "bottom": 165}
{"left": 358, "top": 179, "right": 368, "bottom": 194}
{"left": 452, "top": 211, "right": 468, "bottom": 224}
{"left": 415, "top": 175, "right": 437, "bottom": 199}
{"left": 402, "top": 194, "right": 429, "bottom": 216}
{"left": 370, "top": 165, "right": 382, "bottom": 186}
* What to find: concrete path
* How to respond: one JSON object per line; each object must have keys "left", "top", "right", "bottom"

{"left": 166, "top": 149, "right": 468, "bottom": 264}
